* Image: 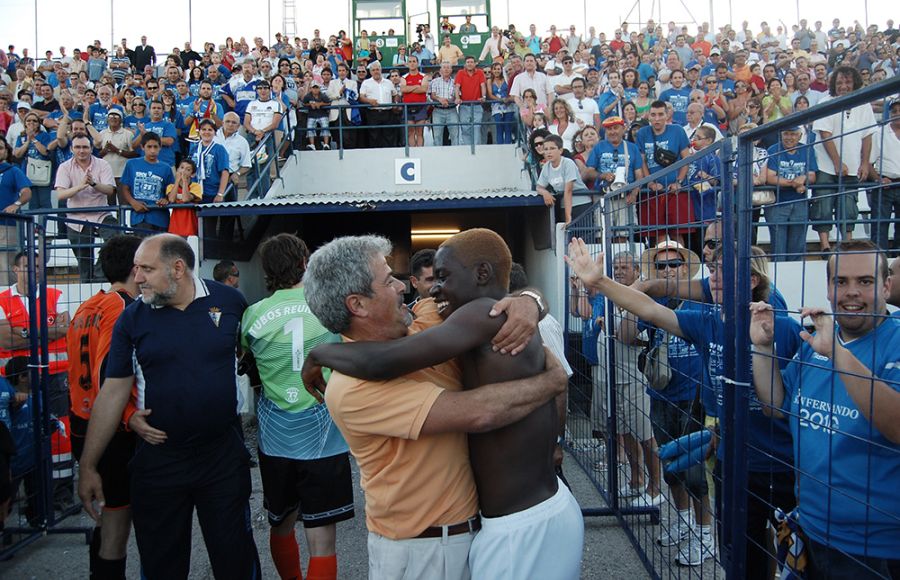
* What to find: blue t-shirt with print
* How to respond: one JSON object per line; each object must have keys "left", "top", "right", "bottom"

{"left": 580, "top": 293, "right": 607, "bottom": 365}
{"left": 124, "top": 115, "right": 149, "bottom": 133}
{"left": 781, "top": 318, "right": 900, "bottom": 559}
{"left": 14, "top": 132, "right": 55, "bottom": 170}
{"left": 88, "top": 103, "right": 124, "bottom": 131}
{"left": 659, "top": 86, "right": 693, "bottom": 125}
{"left": 636, "top": 124, "right": 690, "bottom": 187}
{"left": 639, "top": 299, "right": 709, "bottom": 403}
{"left": 222, "top": 78, "right": 260, "bottom": 120}
{"left": 675, "top": 305, "right": 801, "bottom": 471}
{"left": 135, "top": 120, "right": 178, "bottom": 167}
{"left": 765, "top": 143, "right": 819, "bottom": 203}
{"left": 120, "top": 157, "right": 174, "bottom": 229}
{"left": 586, "top": 140, "right": 643, "bottom": 192}
{"left": 686, "top": 152, "right": 722, "bottom": 223}
{"left": 189, "top": 141, "right": 231, "bottom": 200}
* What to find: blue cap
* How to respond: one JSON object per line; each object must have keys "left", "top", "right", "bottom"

{"left": 781, "top": 125, "right": 801, "bottom": 132}
{"left": 588, "top": 66, "right": 600, "bottom": 72}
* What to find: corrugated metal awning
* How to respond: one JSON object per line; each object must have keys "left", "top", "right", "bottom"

{"left": 197, "top": 188, "right": 545, "bottom": 216}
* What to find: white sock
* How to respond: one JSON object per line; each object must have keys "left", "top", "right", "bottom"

{"left": 698, "top": 524, "right": 712, "bottom": 536}
{"left": 678, "top": 509, "right": 692, "bottom": 526}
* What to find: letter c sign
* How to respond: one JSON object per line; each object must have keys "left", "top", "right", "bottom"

{"left": 394, "top": 158, "right": 422, "bottom": 184}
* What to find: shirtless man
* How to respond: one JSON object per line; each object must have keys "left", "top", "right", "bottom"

{"left": 305, "top": 229, "right": 584, "bottom": 579}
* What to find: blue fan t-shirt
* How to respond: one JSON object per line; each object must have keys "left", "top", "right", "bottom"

{"left": 585, "top": 140, "right": 643, "bottom": 192}
{"left": 781, "top": 317, "right": 900, "bottom": 559}
{"left": 764, "top": 144, "right": 819, "bottom": 203}
{"left": 120, "top": 158, "right": 175, "bottom": 229}
{"left": 636, "top": 124, "right": 690, "bottom": 187}
{"left": 675, "top": 304, "right": 802, "bottom": 471}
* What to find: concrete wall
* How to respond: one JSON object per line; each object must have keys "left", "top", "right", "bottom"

{"left": 268, "top": 144, "right": 532, "bottom": 197}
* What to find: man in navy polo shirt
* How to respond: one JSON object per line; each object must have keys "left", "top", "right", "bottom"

{"left": 751, "top": 240, "right": 900, "bottom": 579}
{"left": 77, "top": 234, "right": 261, "bottom": 580}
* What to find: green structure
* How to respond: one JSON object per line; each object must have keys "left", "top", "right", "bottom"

{"left": 438, "top": 0, "right": 491, "bottom": 60}
{"left": 351, "top": 0, "right": 407, "bottom": 67}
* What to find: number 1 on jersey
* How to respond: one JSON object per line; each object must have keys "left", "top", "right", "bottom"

{"left": 284, "top": 317, "right": 305, "bottom": 372}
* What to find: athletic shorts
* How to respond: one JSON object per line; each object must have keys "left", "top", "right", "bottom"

{"left": 406, "top": 105, "right": 429, "bottom": 122}
{"left": 70, "top": 414, "right": 135, "bottom": 510}
{"left": 258, "top": 450, "right": 355, "bottom": 528}
{"left": 469, "top": 479, "right": 584, "bottom": 580}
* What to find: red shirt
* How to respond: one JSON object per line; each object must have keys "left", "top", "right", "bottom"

{"left": 402, "top": 72, "right": 427, "bottom": 104}
{"left": 548, "top": 36, "right": 564, "bottom": 54}
{"left": 454, "top": 68, "right": 486, "bottom": 102}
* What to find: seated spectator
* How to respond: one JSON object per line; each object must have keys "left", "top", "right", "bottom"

{"left": 683, "top": 102, "right": 723, "bottom": 142}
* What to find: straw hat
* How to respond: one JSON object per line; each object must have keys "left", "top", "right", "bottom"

{"left": 639, "top": 240, "right": 702, "bottom": 280}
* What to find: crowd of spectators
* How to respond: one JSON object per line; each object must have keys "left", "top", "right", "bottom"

{"left": 0, "top": 17, "right": 898, "bottom": 258}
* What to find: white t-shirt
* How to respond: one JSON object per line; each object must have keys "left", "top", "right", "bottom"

{"left": 566, "top": 96, "right": 599, "bottom": 127}
{"left": 537, "top": 157, "right": 589, "bottom": 205}
{"left": 812, "top": 96, "right": 876, "bottom": 175}
{"left": 246, "top": 99, "right": 284, "bottom": 132}
{"left": 871, "top": 124, "right": 900, "bottom": 179}
{"left": 359, "top": 78, "right": 396, "bottom": 109}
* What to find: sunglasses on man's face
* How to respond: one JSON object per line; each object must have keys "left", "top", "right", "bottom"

{"left": 703, "top": 238, "right": 722, "bottom": 250}
{"left": 655, "top": 260, "right": 685, "bottom": 270}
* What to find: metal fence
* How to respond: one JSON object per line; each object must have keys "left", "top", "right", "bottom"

{"left": 563, "top": 75, "right": 900, "bottom": 579}
{"left": 0, "top": 214, "right": 91, "bottom": 559}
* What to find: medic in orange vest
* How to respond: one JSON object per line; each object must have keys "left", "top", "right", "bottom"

{"left": 0, "top": 251, "right": 70, "bottom": 376}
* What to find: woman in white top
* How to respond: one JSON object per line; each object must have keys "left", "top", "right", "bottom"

{"left": 548, "top": 98, "right": 579, "bottom": 152}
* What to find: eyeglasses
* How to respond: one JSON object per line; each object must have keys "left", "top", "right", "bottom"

{"left": 703, "top": 239, "right": 722, "bottom": 250}
{"left": 654, "top": 260, "right": 685, "bottom": 270}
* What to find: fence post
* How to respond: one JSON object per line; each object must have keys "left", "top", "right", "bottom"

{"left": 723, "top": 136, "right": 753, "bottom": 579}
{"left": 338, "top": 107, "right": 344, "bottom": 160}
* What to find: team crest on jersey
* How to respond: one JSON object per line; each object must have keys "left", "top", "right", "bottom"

{"left": 285, "top": 387, "right": 300, "bottom": 404}
{"left": 209, "top": 307, "right": 221, "bottom": 327}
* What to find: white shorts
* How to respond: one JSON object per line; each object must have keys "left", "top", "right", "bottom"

{"left": 469, "top": 480, "right": 584, "bottom": 580}
{"left": 368, "top": 530, "right": 473, "bottom": 580}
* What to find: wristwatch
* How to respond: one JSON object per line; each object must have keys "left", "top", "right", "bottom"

{"left": 519, "top": 290, "right": 545, "bottom": 315}
{"left": 19, "top": 327, "right": 28, "bottom": 339}
{"left": 13, "top": 200, "right": 22, "bottom": 206}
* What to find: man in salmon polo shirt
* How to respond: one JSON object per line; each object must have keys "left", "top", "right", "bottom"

{"left": 303, "top": 235, "right": 565, "bottom": 580}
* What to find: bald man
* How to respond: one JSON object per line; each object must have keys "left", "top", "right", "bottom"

{"left": 78, "top": 234, "right": 261, "bottom": 579}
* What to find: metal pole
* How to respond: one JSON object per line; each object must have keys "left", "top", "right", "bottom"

{"left": 709, "top": 0, "right": 715, "bottom": 36}
{"left": 34, "top": 0, "right": 39, "bottom": 57}
{"left": 110, "top": 0, "right": 114, "bottom": 52}
{"left": 189, "top": 0, "right": 193, "bottom": 45}
{"left": 268, "top": 0, "right": 272, "bottom": 45}
{"left": 583, "top": 0, "right": 587, "bottom": 33}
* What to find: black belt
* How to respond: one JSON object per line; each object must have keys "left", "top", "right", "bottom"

{"left": 415, "top": 516, "right": 481, "bottom": 538}
{"left": 434, "top": 105, "right": 456, "bottom": 109}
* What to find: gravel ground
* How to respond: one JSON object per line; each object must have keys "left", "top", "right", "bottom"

{"left": 0, "top": 428, "right": 649, "bottom": 579}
